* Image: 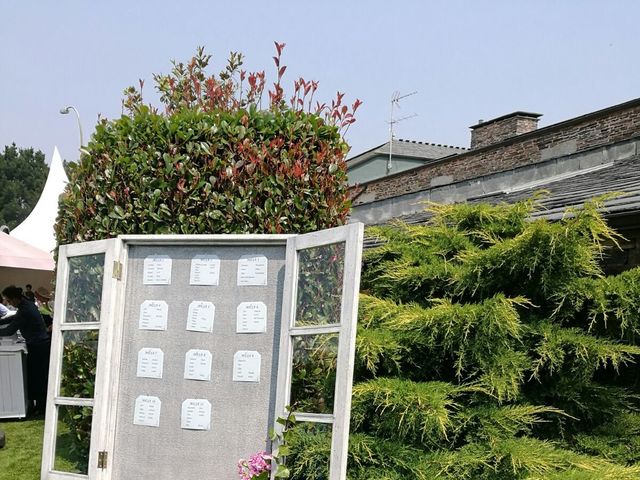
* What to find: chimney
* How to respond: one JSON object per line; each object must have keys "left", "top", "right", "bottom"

{"left": 470, "top": 111, "right": 542, "bottom": 149}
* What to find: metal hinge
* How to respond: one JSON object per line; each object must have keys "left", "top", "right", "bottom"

{"left": 98, "top": 451, "right": 108, "bottom": 470}
{"left": 112, "top": 261, "right": 123, "bottom": 280}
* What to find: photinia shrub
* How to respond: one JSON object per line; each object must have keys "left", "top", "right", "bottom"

{"left": 56, "top": 44, "right": 361, "bottom": 245}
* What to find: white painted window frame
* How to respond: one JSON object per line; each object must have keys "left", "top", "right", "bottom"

{"left": 42, "top": 226, "right": 362, "bottom": 480}
{"left": 42, "top": 238, "right": 122, "bottom": 480}
{"left": 273, "top": 223, "right": 364, "bottom": 480}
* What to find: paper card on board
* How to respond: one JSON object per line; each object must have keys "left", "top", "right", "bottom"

{"left": 190, "top": 255, "right": 221, "bottom": 285}
{"left": 186, "top": 301, "right": 215, "bottom": 332}
{"left": 233, "top": 350, "right": 261, "bottom": 382}
{"left": 136, "top": 347, "right": 164, "bottom": 379}
{"left": 143, "top": 255, "right": 172, "bottom": 285}
{"left": 236, "top": 302, "right": 267, "bottom": 333}
{"left": 237, "top": 255, "right": 268, "bottom": 286}
{"left": 139, "top": 300, "right": 169, "bottom": 330}
{"left": 133, "top": 395, "right": 161, "bottom": 427}
{"left": 184, "top": 349, "right": 212, "bottom": 381}
{"left": 181, "top": 399, "right": 211, "bottom": 430}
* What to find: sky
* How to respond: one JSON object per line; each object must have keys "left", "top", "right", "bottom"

{"left": 1, "top": 1, "right": 639, "bottom": 164}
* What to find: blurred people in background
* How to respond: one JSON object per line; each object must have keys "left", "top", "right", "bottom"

{"left": 34, "top": 286, "right": 54, "bottom": 333}
{"left": 24, "top": 284, "right": 35, "bottom": 302}
{"left": 0, "top": 285, "right": 51, "bottom": 416}
{"left": 0, "top": 293, "right": 16, "bottom": 319}
{"left": 0, "top": 294, "right": 9, "bottom": 318}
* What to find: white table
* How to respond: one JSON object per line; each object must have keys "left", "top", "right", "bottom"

{"left": 0, "top": 340, "right": 28, "bottom": 419}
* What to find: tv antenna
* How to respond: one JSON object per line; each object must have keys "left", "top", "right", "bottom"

{"left": 387, "top": 90, "right": 418, "bottom": 173}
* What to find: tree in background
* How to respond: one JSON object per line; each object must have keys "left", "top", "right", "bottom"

{"left": 288, "top": 199, "right": 640, "bottom": 479}
{"left": 0, "top": 144, "right": 48, "bottom": 230}
{"left": 56, "top": 44, "right": 361, "bottom": 245}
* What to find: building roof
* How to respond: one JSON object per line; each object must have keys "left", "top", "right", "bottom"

{"left": 476, "top": 154, "right": 640, "bottom": 220}
{"left": 395, "top": 153, "right": 640, "bottom": 225}
{"left": 347, "top": 138, "right": 466, "bottom": 168}
{"left": 469, "top": 111, "right": 542, "bottom": 130}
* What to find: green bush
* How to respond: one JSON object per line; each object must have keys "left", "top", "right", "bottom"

{"left": 56, "top": 45, "right": 360, "bottom": 244}
{"left": 291, "top": 199, "right": 640, "bottom": 479}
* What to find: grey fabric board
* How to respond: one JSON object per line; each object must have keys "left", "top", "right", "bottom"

{"left": 111, "top": 245, "right": 285, "bottom": 480}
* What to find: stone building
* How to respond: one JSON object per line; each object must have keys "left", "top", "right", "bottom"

{"left": 348, "top": 97, "right": 640, "bottom": 272}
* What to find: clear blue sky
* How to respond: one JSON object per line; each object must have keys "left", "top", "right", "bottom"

{"left": 1, "top": 1, "right": 639, "bottom": 163}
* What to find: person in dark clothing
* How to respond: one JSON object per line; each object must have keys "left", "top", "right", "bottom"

{"left": 24, "top": 284, "right": 35, "bottom": 303}
{"left": 0, "top": 285, "right": 51, "bottom": 415}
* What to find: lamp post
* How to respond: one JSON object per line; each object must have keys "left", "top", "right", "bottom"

{"left": 59, "top": 105, "right": 84, "bottom": 149}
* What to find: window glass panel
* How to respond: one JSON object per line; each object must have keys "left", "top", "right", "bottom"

{"left": 294, "top": 242, "right": 345, "bottom": 327}
{"left": 59, "top": 330, "right": 99, "bottom": 398}
{"left": 54, "top": 404, "right": 93, "bottom": 475}
{"left": 291, "top": 333, "right": 338, "bottom": 414}
{"left": 65, "top": 254, "right": 105, "bottom": 323}
{"left": 287, "top": 422, "right": 332, "bottom": 480}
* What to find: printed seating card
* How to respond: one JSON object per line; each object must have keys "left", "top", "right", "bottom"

{"left": 136, "top": 348, "right": 164, "bottom": 379}
{"left": 139, "top": 300, "right": 168, "bottom": 331}
{"left": 186, "top": 301, "right": 215, "bottom": 332}
{"left": 236, "top": 302, "right": 267, "bottom": 333}
{"left": 133, "top": 395, "right": 161, "bottom": 427}
{"left": 184, "top": 349, "right": 212, "bottom": 381}
{"left": 143, "top": 255, "right": 172, "bottom": 285}
{"left": 190, "top": 255, "right": 221, "bottom": 285}
{"left": 232, "top": 350, "right": 261, "bottom": 382}
{"left": 181, "top": 399, "right": 211, "bottom": 430}
{"left": 237, "top": 255, "right": 268, "bottom": 286}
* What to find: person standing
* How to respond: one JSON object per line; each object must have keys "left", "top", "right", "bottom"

{"left": 0, "top": 285, "right": 51, "bottom": 415}
{"left": 34, "top": 286, "right": 54, "bottom": 333}
{"left": 0, "top": 294, "right": 9, "bottom": 318}
{"left": 24, "top": 284, "right": 35, "bottom": 302}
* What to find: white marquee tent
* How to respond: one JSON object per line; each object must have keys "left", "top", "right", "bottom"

{"left": 10, "top": 146, "right": 68, "bottom": 255}
{"left": 0, "top": 231, "right": 55, "bottom": 290}
{"left": 3, "top": 146, "right": 68, "bottom": 291}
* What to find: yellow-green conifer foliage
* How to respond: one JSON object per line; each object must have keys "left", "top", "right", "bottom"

{"left": 289, "top": 199, "right": 640, "bottom": 479}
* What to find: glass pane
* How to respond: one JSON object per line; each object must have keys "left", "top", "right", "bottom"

{"left": 65, "top": 254, "right": 105, "bottom": 323}
{"left": 287, "top": 422, "right": 332, "bottom": 480}
{"left": 60, "top": 330, "right": 99, "bottom": 398}
{"left": 54, "top": 404, "right": 93, "bottom": 474}
{"left": 291, "top": 334, "right": 338, "bottom": 414}
{"left": 295, "top": 242, "right": 345, "bottom": 326}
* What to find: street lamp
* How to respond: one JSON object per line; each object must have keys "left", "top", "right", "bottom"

{"left": 59, "top": 105, "right": 84, "bottom": 149}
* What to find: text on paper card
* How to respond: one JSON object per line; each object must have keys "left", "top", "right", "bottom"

{"left": 233, "top": 350, "right": 261, "bottom": 382}
{"left": 237, "top": 255, "right": 268, "bottom": 286}
{"left": 139, "top": 300, "right": 169, "bottom": 331}
{"left": 186, "top": 301, "right": 215, "bottom": 332}
{"left": 133, "top": 395, "right": 161, "bottom": 427}
{"left": 190, "top": 255, "right": 221, "bottom": 285}
{"left": 136, "top": 348, "right": 164, "bottom": 379}
{"left": 181, "top": 399, "right": 211, "bottom": 430}
{"left": 184, "top": 349, "right": 212, "bottom": 381}
{"left": 236, "top": 302, "right": 267, "bottom": 333}
{"left": 143, "top": 255, "right": 172, "bottom": 285}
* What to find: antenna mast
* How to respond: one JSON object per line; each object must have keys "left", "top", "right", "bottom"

{"left": 388, "top": 90, "right": 418, "bottom": 173}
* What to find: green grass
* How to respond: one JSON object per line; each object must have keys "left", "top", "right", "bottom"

{"left": 0, "top": 418, "right": 81, "bottom": 480}
{"left": 0, "top": 418, "right": 46, "bottom": 480}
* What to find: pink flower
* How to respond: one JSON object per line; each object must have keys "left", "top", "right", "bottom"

{"left": 237, "top": 451, "right": 272, "bottom": 479}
